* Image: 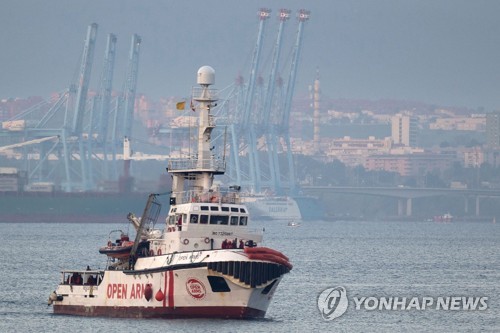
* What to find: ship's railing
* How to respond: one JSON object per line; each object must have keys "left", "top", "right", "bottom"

{"left": 192, "top": 87, "right": 218, "bottom": 102}
{"left": 172, "top": 187, "right": 242, "bottom": 205}
{"left": 168, "top": 158, "right": 225, "bottom": 173}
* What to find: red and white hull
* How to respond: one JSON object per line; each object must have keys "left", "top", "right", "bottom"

{"left": 52, "top": 248, "right": 289, "bottom": 318}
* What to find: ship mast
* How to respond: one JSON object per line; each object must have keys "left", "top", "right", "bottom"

{"left": 168, "top": 66, "right": 224, "bottom": 204}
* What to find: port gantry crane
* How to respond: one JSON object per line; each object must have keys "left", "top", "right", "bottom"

{"left": 279, "top": 9, "right": 310, "bottom": 195}
{"left": 122, "top": 34, "right": 142, "bottom": 142}
{"left": 96, "top": 33, "right": 118, "bottom": 180}
{"left": 113, "top": 34, "right": 142, "bottom": 184}
{"left": 262, "top": 8, "right": 290, "bottom": 193}
{"left": 223, "top": 9, "right": 309, "bottom": 197}
{"left": 2, "top": 24, "right": 142, "bottom": 193}
{"left": 73, "top": 23, "right": 98, "bottom": 191}
{"left": 240, "top": 8, "right": 270, "bottom": 194}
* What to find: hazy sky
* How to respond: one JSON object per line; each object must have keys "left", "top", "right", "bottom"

{"left": 1, "top": 0, "right": 500, "bottom": 110}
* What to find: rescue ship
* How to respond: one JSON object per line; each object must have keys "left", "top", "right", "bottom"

{"left": 47, "top": 66, "right": 292, "bottom": 318}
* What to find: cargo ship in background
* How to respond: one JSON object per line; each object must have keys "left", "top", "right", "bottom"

{"left": 0, "top": 166, "right": 171, "bottom": 223}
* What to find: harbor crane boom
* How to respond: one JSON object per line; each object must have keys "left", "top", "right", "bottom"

{"left": 0, "top": 136, "right": 59, "bottom": 152}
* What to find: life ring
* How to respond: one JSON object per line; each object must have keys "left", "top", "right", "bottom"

{"left": 107, "top": 240, "right": 112, "bottom": 247}
{"left": 149, "top": 249, "right": 154, "bottom": 256}
{"left": 157, "top": 249, "right": 162, "bottom": 255}
{"left": 204, "top": 237, "right": 210, "bottom": 244}
{"left": 183, "top": 239, "right": 189, "bottom": 245}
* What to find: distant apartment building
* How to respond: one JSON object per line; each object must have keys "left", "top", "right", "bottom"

{"left": 486, "top": 112, "right": 500, "bottom": 148}
{"left": 391, "top": 113, "right": 417, "bottom": 147}
{"left": 364, "top": 153, "right": 454, "bottom": 177}
{"left": 324, "top": 136, "right": 392, "bottom": 166}
{"left": 429, "top": 115, "right": 485, "bottom": 131}
{"left": 461, "top": 147, "right": 485, "bottom": 168}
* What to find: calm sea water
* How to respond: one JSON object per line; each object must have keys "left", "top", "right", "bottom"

{"left": 0, "top": 219, "right": 498, "bottom": 332}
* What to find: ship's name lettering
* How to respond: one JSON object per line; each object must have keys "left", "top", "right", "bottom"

{"left": 212, "top": 231, "right": 234, "bottom": 236}
{"left": 178, "top": 252, "right": 202, "bottom": 261}
{"left": 83, "top": 286, "right": 98, "bottom": 291}
{"left": 106, "top": 283, "right": 149, "bottom": 299}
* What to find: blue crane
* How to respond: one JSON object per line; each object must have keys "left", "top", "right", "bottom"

{"left": 281, "top": 9, "right": 310, "bottom": 194}
{"left": 122, "top": 34, "right": 142, "bottom": 141}
{"left": 242, "top": 8, "right": 270, "bottom": 193}
{"left": 72, "top": 23, "right": 98, "bottom": 135}
{"left": 262, "top": 9, "right": 290, "bottom": 192}
{"left": 73, "top": 23, "right": 98, "bottom": 191}
{"left": 97, "top": 33, "right": 117, "bottom": 179}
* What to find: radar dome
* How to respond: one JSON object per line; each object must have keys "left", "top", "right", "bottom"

{"left": 197, "top": 66, "right": 215, "bottom": 85}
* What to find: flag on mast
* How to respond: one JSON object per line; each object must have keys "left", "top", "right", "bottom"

{"left": 176, "top": 101, "right": 186, "bottom": 110}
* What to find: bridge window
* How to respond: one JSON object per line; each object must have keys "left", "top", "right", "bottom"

{"left": 210, "top": 206, "right": 219, "bottom": 211}
{"left": 239, "top": 208, "right": 247, "bottom": 213}
{"left": 230, "top": 207, "right": 238, "bottom": 212}
{"left": 221, "top": 207, "right": 229, "bottom": 212}
{"left": 200, "top": 215, "right": 209, "bottom": 224}
{"left": 201, "top": 206, "right": 209, "bottom": 211}
{"left": 239, "top": 216, "right": 247, "bottom": 226}
{"left": 210, "top": 215, "right": 228, "bottom": 225}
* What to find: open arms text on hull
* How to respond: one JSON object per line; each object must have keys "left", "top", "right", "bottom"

{"left": 47, "top": 66, "right": 292, "bottom": 319}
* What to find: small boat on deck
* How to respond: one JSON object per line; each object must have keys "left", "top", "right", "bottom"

{"left": 98, "top": 230, "right": 137, "bottom": 259}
